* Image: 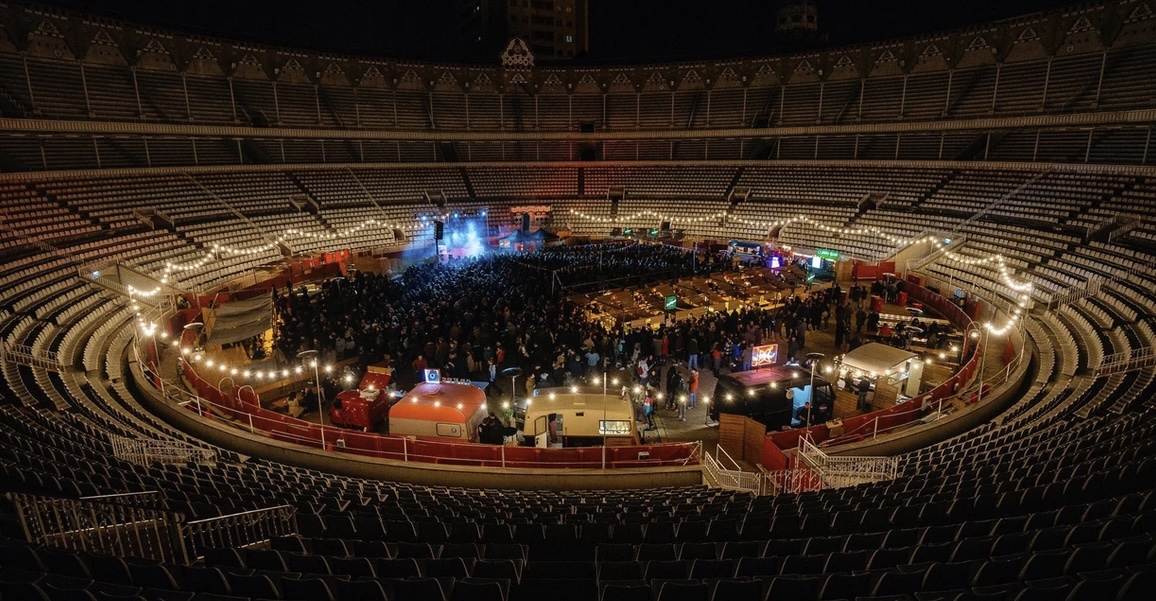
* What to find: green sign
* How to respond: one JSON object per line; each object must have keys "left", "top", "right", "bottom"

{"left": 815, "top": 248, "right": 840, "bottom": 261}
{"left": 623, "top": 228, "right": 634, "bottom": 236}
{"left": 664, "top": 295, "right": 677, "bottom": 311}
{"left": 649, "top": 228, "right": 660, "bottom": 238}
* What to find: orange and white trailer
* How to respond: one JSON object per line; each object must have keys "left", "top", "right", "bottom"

{"left": 388, "top": 381, "right": 488, "bottom": 442}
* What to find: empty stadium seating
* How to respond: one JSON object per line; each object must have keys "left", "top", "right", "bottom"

{"left": 1, "top": 2, "right": 1155, "bottom": 601}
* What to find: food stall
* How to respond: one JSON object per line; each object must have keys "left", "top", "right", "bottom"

{"left": 838, "top": 343, "right": 924, "bottom": 408}
{"left": 329, "top": 362, "right": 394, "bottom": 431}
{"left": 389, "top": 381, "right": 489, "bottom": 442}
{"left": 523, "top": 389, "right": 638, "bottom": 448}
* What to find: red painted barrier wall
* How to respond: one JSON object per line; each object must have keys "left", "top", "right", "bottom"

{"left": 763, "top": 281, "right": 982, "bottom": 457}
{"left": 178, "top": 355, "right": 699, "bottom": 469}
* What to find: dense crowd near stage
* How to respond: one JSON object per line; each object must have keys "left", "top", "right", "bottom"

{"left": 273, "top": 244, "right": 906, "bottom": 402}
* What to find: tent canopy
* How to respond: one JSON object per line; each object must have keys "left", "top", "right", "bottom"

{"left": 841, "top": 343, "right": 918, "bottom": 376}
{"left": 203, "top": 296, "right": 273, "bottom": 346}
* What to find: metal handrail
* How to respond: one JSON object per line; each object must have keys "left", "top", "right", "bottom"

{"left": 703, "top": 449, "right": 761, "bottom": 494}
{"left": 1097, "top": 345, "right": 1156, "bottom": 376}
{"left": 5, "top": 492, "right": 188, "bottom": 564}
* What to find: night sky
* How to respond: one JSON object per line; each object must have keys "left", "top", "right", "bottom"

{"left": 41, "top": 0, "right": 1077, "bottom": 62}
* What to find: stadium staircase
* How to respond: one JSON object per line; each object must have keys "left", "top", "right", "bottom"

{"left": 316, "top": 87, "right": 347, "bottom": 128}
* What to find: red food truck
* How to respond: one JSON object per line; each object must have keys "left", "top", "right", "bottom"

{"left": 329, "top": 363, "right": 393, "bottom": 431}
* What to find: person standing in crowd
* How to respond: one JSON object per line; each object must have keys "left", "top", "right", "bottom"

{"left": 584, "top": 348, "right": 600, "bottom": 379}
{"left": 643, "top": 388, "right": 656, "bottom": 431}
{"left": 687, "top": 369, "right": 699, "bottom": 409}
{"left": 666, "top": 366, "right": 682, "bottom": 410}
{"left": 687, "top": 336, "right": 699, "bottom": 370}
{"left": 411, "top": 354, "right": 427, "bottom": 381}
{"left": 857, "top": 378, "right": 872, "bottom": 413}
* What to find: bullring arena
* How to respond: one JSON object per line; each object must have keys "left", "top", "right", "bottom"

{"left": 1, "top": 2, "right": 1156, "bottom": 601}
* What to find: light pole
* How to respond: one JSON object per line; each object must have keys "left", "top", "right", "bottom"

{"left": 182, "top": 321, "right": 204, "bottom": 354}
{"left": 593, "top": 368, "right": 621, "bottom": 446}
{"left": 973, "top": 324, "right": 996, "bottom": 405}
{"left": 297, "top": 350, "right": 325, "bottom": 449}
{"left": 805, "top": 352, "right": 825, "bottom": 434}
{"left": 140, "top": 320, "right": 165, "bottom": 394}
{"left": 501, "top": 367, "right": 523, "bottom": 428}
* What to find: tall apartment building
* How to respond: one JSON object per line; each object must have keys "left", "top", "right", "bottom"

{"left": 459, "top": 0, "right": 589, "bottom": 60}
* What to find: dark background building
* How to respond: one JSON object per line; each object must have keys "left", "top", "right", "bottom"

{"left": 460, "top": 0, "right": 589, "bottom": 60}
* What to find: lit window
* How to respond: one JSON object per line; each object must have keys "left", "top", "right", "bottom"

{"left": 599, "top": 420, "right": 632, "bottom": 435}
{"left": 566, "top": 35, "right": 573, "bottom": 43}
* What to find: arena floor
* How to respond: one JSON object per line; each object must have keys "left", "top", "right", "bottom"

{"left": 168, "top": 279, "right": 1005, "bottom": 471}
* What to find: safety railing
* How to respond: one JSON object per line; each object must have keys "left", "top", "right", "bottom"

{"left": 702, "top": 444, "right": 760, "bottom": 494}
{"left": 1097, "top": 345, "right": 1156, "bottom": 376}
{"left": 6, "top": 491, "right": 188, "bottom": 564}
{"left": 906, "top": 235, "right": 965, "bottom": 273}
{"left": 110, "top": 435, "right": 218, "bottom": 466}
{"left": 760, "top": 468, "right": 824, "bottom": 496}
{"left": 798, "top": 438, "right": 900, "bottom": 490}
{"left": 182, "top": 505, "right": 297, "bottom": 561}
{"left": 1, "top": 342, "right": 64, "bottom": 372}
{"left": 78, "top": 490, "right": 165, "bottom": 509}
{"left": 1046, "top": 277, "right": 1103, "bottom": 310}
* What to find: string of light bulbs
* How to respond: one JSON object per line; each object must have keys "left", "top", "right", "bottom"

{"left": 567, "top": 208, "right": 1034, "bottom": 334}
{"left": 158, "top": 215, "right": 447, "bottom": 283}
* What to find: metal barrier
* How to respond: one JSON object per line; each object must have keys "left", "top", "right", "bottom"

{"left": 797, "top": 438, "right": 900, "bottom": 490}
{"left": 1097, "top": 345, "right": 1156, "bottom": 376}
{"left": 6, "top": 491, "right": 297, "bottom": 564}
{"left": 1, "top": 342, "right": 64, "bottom": 372}
{"left": 110, "top": 435, "right": 218, "bottom": 466}
{"left": 702, "top": 444, "right": 760, "bottom": 494}
{"left": 906, "top": 235, "right": 966, "bottom": 273}
{"left": 182, "top": 505, "right": 297, "bottom": 561}
{"left": 6, "top": 492, "right": 188, "bottom": 564}
{"left": 760, "top": 468, "right": 824, "bottom": 496}
{"left": 1047, "top": 277, "right": 1103, "bottom": 310}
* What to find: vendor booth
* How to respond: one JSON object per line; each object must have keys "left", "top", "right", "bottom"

{"left": 522, "top": 390, "right": 638, "bottom": 448}
{"left": 389, "top": 382, "right": 489, "bottom": 442}
{"left": 839, "top": 343, "right": 924, "bottom": 408}
{"left": 329, "top": 362, "right": 394, "bottom": 431}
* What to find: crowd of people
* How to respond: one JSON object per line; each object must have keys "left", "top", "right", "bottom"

{"left": 273, "top": 245, "right": 707, "bottom": 398}
{"left": 272, "top": 244, "right": 942, "bottom": 431}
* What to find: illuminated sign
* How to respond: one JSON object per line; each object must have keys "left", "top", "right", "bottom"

{"left": 648, "top": 228, "right": 660, "bottom": 237}
{"left": 815, "top": 248, "right": 840, "bottom": 260}
{"left": 623, "top": 228, "right": 634, "bottom": 236}
{"left": 751, "top": 344, "right": 779, "bottom": 367}
{"left": 423, "top": 369, "right": 441, "bottom": 383}
{"left": 664, "top": 295, "right": 677, "bottom": 311}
